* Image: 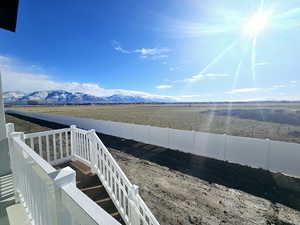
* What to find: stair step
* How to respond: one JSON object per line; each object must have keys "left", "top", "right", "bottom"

{"left": 76, "top": 175, "right": 100, "bottom": 189}
{"left": 83, "top": 188, "right": 109, "bottom": 201}
{"left": 69, "top": 161, "right": 93, "bottom": 176}
{"left": 111, "top": 212, "right": 126, "bottom": 225}
{"left": 97, "top": 200, "right": 117, "bottom": 214}
{"left": 110, "top": 212, "right": 120, "bottom": 217}
{"left": 95, "top": 197, "right": 111, "bottom": 204}
{"left": 80, "top": 184, "right": 103, "bottom": 192}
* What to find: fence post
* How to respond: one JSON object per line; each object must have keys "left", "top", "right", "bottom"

{"left": 147, "top": 125, "right": 151, "bottom": 144}
{"left": 223, "top": 133, "right": 227, "bottom": 161}
{"left": 129, "top": 184, "right": 140, "bottom": 225}
{"left": 167, "top": 128, "right": 171, "bottom": 149}
{"left": 192, "top": 130, "right": 196, "bottom": 154}
{"left": 88, "top": 129, "right": 97, "bottom": 173}
{"left": 265, "top": 138, "right": 271, "bottom": 171}
{"left": 50, "top": 167, "right": 76, "bottom": 225}
{"left": 70, "top": 125, "right": 76, "bottom": 159}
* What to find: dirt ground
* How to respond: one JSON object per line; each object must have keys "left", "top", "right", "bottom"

{"left": 6, "top": 114, "right": 300, "bottom": 225}
{"left": 6, "top": 114, "right": 52, "bottom": 133}
{"left": 11, "top": 103, "right": 300, "bottom": 143}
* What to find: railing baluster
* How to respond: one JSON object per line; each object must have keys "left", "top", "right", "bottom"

{"left": 53, "top": 134, "right": 57, "bottom": 162}
{"left": 76, "top": 131, "right": 79, "bottom": 156}
{"left": 59, "top": 132, "right": 63, "bottom": 158}
{"left": 65, "top": 131, "right": 69, "bottom": 156}
{"left": 38, "top": 136, "right": 42, "bottom": 157}
{"left": 82, "top": 134, "right": 86, "bottom": 159}
{"left": 74, "top": 131, "right": 78, "bottom": 155}
{"left": 46, "top": 135, "right": 50, "bottom": 162}
{"left": 82, "top": 134, "right": 85, "bottom": 159}
{"left": 84, "top": 134, "right": 88, "bottom": 160}
{"left": 30, "top": 137, "right": 34, "bottom": 150}
{"left": 79, "top": 133, "right": 82, "bottom": 158}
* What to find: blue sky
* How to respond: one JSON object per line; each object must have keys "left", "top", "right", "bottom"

{"left": 0, "top": 0, "right": 299, "bottom": 101}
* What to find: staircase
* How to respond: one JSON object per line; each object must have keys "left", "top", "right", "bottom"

{"left": 56, "top": 161, "right": 125, "bottom": 225}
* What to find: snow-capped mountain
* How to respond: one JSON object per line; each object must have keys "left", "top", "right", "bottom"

{"left": 3, "top": 91, "right": 26, "bottom": 103}
{"left": 4, "top": 90, "right": 175, "bottom": 104}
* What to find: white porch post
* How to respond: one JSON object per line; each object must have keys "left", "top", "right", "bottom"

{"left": 50, "top": 167, "right": 76, "bottom": 225}
{"left": 0, "top": 73, "right": 11, "bottom": 176}
{"left": 70, "top": 125, "right": 77, "bottom": 159}
{"left": 0, "top": 73, "right": 6, "bottom": 140}
{"left": 88, "top": 129, "right": 97, "bottom": 173}
{"left": 129, "top": 184, "right": 140, "bottom": 225}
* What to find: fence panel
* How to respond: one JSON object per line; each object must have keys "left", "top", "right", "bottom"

{"left": 194, "top": 132, "right": 226, "bottom": 160}
{"left": 7, "top": 109, "right": 300, "bottom": 178}
{"left": 269, "top": 140, "right": 300, "bottom": 177}
{"left": 120, "top": 123, "right": 134, "bottom": 140}
{"left": 132, "top": 124, "right": 150, "bottom": 144}
{"left": 148, "top": 126, "right": 169, "bottom": 148}
{"left": 169, "top": 129, "right": 194, "bottom": 153}
{"left": 225, "top": 136, "right": 268, "bottom": 169}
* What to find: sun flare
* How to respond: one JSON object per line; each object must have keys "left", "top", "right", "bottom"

{"left": 244, "top": 11, "right": 271, "bottom": 36}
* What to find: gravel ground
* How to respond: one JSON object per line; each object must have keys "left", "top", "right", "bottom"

{"left": 6, "top": 114, "right": 300, "bottom": 225}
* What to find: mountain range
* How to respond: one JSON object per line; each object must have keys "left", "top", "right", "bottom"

{"left": 4, "top": 90, "right": 175, "bottom": 104}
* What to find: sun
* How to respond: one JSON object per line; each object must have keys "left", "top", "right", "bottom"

{"left": 244, "top": 11, "right": 272, "bottom": 36}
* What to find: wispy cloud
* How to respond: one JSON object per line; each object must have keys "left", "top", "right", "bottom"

{"left": 226, "top": 88, "right": 261, "bottom": 94}
{"left": 169, "top": 66, "right": 180, "bottom": 71}
{"left": 255, "top": 61, "right": 270, "bottom": 67}
{"left": 179, "top": 73, "right": 229, "bottom": 83}
{"left": 134, "top": 48, "right": 170, "bottom": 56}
{"left": 156, "top": 85, "right": 172, "bottom": 89}
{"left": 112, "top": 41, "right": 171, "bottom": 60}
{"left": 271, "top": 84, "right": 286, "bottom": 89}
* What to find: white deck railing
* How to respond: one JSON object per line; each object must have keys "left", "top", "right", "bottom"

{"left": 6, "top": 123, "right": 160, "bottom": 225}
{"left": 6, "top": 123, "right": 122, "bottom": 225}
{"left": 24, "top": 128, "right": 72, "bottom": 165}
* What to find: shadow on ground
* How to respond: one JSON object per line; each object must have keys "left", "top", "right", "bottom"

{"left": 7, "top": 113, "right": 300, "bottom": 213}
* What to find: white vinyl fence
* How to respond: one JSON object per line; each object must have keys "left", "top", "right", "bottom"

{"left": 6, "top": 109, "right": 300, "bottom": 178}
{"left": 6, "top": 123, "right": 121, "bottom": 225}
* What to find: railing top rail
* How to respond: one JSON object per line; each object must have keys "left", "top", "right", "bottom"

{"left": 24, "top": 128, "right": 71, "bottom": 139}
{"left": 72, "top": 127, "right": 91, "bottom": 134}
{"left": 12, "top": 135, "right": 56, "bottom": 174}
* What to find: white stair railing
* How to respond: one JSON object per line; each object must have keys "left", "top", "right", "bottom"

{"left": 72, "top": 126, "right": 160, "bottom": 225}
{"left": 7, "top": 124, "right": 121, "bottom": 225}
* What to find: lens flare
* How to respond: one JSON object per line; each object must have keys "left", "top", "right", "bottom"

{"left": 244, "top": 11, "right": 272, "bottom": 36}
